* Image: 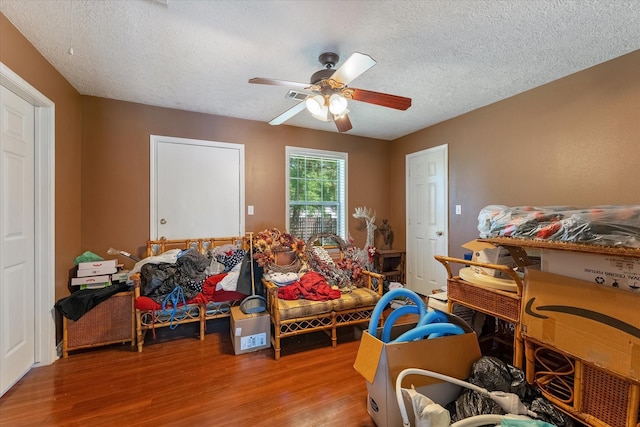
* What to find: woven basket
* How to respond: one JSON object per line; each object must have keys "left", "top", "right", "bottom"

{"left": 447, "top": 278, "right": 521, "bottom": 323}
{"left": 63, "top": 291, "right": 134, "bottom": 357}
{"left": 268, "top": 250, "right": 302, "bottom": 274}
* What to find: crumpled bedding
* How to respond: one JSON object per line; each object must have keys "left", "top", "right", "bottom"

{"left": 277, "top": 271, "right": 341, "bottom": 301}
{"left": 140, "top": 249, "right": 210, "bottom": 302}
{"left": 136, "top": 247, "right": 245, "bottom": 305}
{"left": 128, "top": 249, "right": 182, "bottom": 277}
{"left": 478, "top": 205, "right": 640, "bottom": 248}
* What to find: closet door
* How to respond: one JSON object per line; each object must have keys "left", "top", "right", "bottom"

{"left": 150, "top": 136, "right": 245, "bottom": 240}
{"left": 0, "top": 85, "right": 36, "bottom": 396}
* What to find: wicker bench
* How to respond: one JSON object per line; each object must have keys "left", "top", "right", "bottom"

{"left": 257, "top": 231, "right": 385, "bottom": 360}
{"left": 132, "top": 237, "right": 247, "bottom": 352}
{"left": 263, "top": 269, "right": 384, "bottom": 360}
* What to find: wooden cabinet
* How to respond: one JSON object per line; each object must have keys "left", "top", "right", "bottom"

{"left": 62, "top": 291, "right": 135, "bottom": 357}
{"left": 375, "top": 250, "right": 405, "bottom": 283}
{"left": 478, "top": 238, "right": 640, "bottom": 427}
{"left": 524, "top": 337, "right": 639, "bottom": 427}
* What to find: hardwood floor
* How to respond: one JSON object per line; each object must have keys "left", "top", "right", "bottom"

{"left": 0, "top": 320, "right": 377, "bottom": 427}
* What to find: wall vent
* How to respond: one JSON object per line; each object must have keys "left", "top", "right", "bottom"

{"left": 286, "top": 90, "right": 309, "bottom": 101}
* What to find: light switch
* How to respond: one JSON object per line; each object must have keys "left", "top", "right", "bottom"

{"left": 248, "top": 205, "right": 254, "bottom": 215}
{"left": 455, "top": 205, "right": 462, "bottom": 215}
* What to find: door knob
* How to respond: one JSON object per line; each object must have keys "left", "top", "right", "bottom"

{"left": 436, "top": 231, "right": 443, "bottom": 236}
{"left": 160, "top": 218, "right": 167, "bottom": 224}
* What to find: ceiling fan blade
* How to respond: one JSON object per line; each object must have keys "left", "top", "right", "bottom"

{"left": 269, "top": 101, "right": 308, "bottom": 126}
{"left": 249, "top": 77, "right": 310, "bottom": 91}
{"left": 344, "top": 87, "right": 412, "bottom": 110}
{"left": 330, "top": 52, "right": 376, "bottom": 85}
{"left": 334, "top": 113, "right": 352, "bottom": 133}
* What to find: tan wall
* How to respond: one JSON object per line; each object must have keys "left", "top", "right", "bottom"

{"left": 390, "top": 49, "right": 640, "bottom": 259}
{"left": 1, "top": 12, "right": 391, "bottom": 308}
{"left": 80, "top": 97, "right": 391, "bottom": 267}
{"left": 0, "top": 14, "right": 83, "bottom": 301}
{"left": 3, "top": 10, "right": 639, "bottom": 304}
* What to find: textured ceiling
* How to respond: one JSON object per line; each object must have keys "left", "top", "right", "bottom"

{"left": 1, "top": 0, "right": 639, "bottom": 140}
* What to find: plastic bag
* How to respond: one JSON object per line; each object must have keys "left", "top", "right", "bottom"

{"left": 402, "top": 386, "right": 450, "bottom": 427}
{"left": 477, "top": 204, "right": 640, "bottom": 247}
{"left": 454, "top": 356, "right": 575, "bottom": 426}
{"left": 468, "top": 356, "right": 527, "bottom": 399}
{"left": 74, "top": 250, "right": 104, "bottom": 265}
{"left": 455, "top": 388, "right": 503, "bottom": 418}
{"left": 529, "top": 398, "right": 575, "bottom": 426}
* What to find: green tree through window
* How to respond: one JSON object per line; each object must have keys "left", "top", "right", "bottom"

{"left": 286, "top": 147, "right": 347, "bottom": 241}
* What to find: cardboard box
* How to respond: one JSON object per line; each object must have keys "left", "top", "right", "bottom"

{"left": 541, "top": 248, "right": 640, "bottom": 292}
{"left": 71, "top": 275, "right": 111, "bottom": 290}
{"left": 230, "top": 306, "right": 270, "bottom": 355}
{"left": 462, "top": 240, "right": 517, "bottom": 279}
{"left": 111, "top": 270, "right": 130, "bottom": 283}
{"left": 353, "top": 312, "right": 482, "bottom": 427}
{"left": 76, "top": 266, "right": 117, "bottom": 277}
{"left": 77, "top": 259, "right": 117, "bottom": 270}
{"left": 522, "top": 269, "right": 640, "bottom": 381}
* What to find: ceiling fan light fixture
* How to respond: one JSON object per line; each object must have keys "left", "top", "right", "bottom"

{"left": 305, "top": 94, "right": 326, "bottom": 116}
{"left": 333, "top": 108, "right": 350, "bottom": 120}
{"left": 329, "top": 94, "right": 348, "bottom": 115}
{"left": 311, "top": 105, "right": 330, "bottom": 122}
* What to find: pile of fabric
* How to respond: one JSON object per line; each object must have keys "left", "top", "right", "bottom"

{"left": 276, "top": 271, "right": 341, "bottom": 301}
{"left": 131, "top": 243, "right": 247, "bottom": 307}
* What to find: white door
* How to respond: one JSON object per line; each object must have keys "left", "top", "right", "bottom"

{"left": 150, "top": 135, "right": 245, "bottom": 240}
{"left": 0, "top": 85, "right": 36, "bottom": 395}
{"left": 406, "top": 145, "right": 448, "bottom": 296}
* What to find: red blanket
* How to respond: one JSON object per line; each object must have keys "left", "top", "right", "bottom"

{"left": 277, "top": 271, "right": 341, "bottom": 301}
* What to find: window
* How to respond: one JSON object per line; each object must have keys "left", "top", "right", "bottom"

{"left": 286, "top": 146, "right": 347, "bottom": 241}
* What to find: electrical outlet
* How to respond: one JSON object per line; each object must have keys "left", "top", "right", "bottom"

{"left": 455, "top": 205, "right": 462, "bottom": 215}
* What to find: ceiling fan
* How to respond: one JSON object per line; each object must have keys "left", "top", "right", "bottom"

{"left": 249, "top": 52, "right": 412, "bottom": 133}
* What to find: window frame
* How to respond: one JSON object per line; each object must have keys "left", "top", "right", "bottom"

{"left": 285, "top": 146, "right": 348, "bottom": 241}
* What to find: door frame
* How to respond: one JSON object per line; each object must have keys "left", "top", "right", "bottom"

{"left": 405, "top": 144, "right": 449, "bottom": 293}
{"left": 1, "top": 63, "right": 56, "bottom": 367}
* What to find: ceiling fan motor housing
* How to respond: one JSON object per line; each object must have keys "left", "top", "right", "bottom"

{"left": 318, "top": 52, "right": 339, "bottom": 68}
{"left": 310, "top": 52, "right": 340, "bottom": 84}
{"left": 310, "top": 68, "right": 335, "bottom": 85}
